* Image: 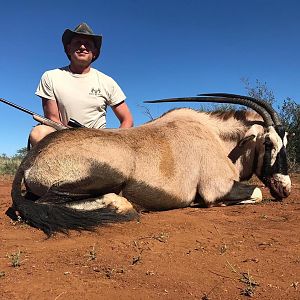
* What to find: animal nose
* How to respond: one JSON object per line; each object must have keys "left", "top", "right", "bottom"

{"left": 275, "top": 184, "right": 291, "bottom": 200}
{"left": 282, "top": 186, "right": 291, "bottom": 198}
{"left": 268, "top": 175, "right": 291, "bottom": 200}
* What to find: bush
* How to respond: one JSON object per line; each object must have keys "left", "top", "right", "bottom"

{"left": 0, "top": 157, "right": 22, "bottom": 175}
{"left": 0, "top": 147, "right": 27, "bottom": 175}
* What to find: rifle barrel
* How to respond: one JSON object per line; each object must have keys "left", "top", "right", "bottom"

{"left": 0, "top": 97, "right": 85, "bottom": 130}
{"left": 0, "top": 97, "right": 68, "bottom": 130}
{"left": 0, "top": 98, "right": 35, "bottom": 116}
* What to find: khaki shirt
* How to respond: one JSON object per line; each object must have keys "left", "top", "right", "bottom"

{"left": 36, "top": 67, "right": 126, "bottom": 128}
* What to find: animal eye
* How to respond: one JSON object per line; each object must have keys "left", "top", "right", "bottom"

{"left": 264, "top": 141, "right": 274, "bottom": 148}
{"left": 263, "top": 139, "right": 273, "bottom": 147}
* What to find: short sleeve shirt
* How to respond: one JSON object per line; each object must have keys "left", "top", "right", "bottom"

{"left": 35, "top": 67, "right": 126, "bottom": 128}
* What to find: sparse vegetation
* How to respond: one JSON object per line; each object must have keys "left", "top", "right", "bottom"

{"left": 212, "top": 224, "right": 260, "bottom": 297}
{"left": 0, "top": 147, "right": 27, "bottom": 175}
{"left": 226, "top": 260, "right": 259, "bottom": 297}
{"left": 131, "top": 232, "right": 170, "bottom": 265}
{"left": 239, "top": 271, "right": 260, "bottom": 297}
{"left": 100, "top": 266, "right": 125, "bottom": 279}
{"left": 8, "top": 249, "right": 22, "bottom": 267}
{"left": 214, "top": 225, "right": 228, "bottom": 255}
{"left": 132, "top": 254, "right": 142, "bottom": 265}
{"left": 87, "top": 244, "right": 97, "bottom": 261}
{"left": 0, "top": 156, "right": 22, "bottom": 175}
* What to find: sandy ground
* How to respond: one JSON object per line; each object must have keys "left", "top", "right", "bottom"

{"left": 0, "top": 174, "right": 299, "bottom": 300}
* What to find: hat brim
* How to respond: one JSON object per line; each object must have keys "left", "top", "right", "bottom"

{"left": 62, "top": 29, "right": 102, "bottom": 62}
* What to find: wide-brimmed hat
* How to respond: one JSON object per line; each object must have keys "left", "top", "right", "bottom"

{"left": 62, "top": 22, "right": 102, "bottom": 62}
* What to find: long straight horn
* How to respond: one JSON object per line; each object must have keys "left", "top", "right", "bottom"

{"left": 144, "top": 96, "right": 274, "bottom": 127}
{"left": 199, "top": 93, "right": 282, "bottom": 126}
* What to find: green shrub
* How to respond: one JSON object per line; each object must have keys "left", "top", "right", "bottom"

{"left": 0, "top": 157, "right": 22, "bottom": 175}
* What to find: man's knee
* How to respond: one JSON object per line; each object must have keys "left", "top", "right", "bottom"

{"left": 30, "top": 125, "right": 56, "bottom": 146}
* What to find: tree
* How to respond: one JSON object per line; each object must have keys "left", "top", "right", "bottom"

{"left": 279, "top": 97, "right": 300, "bottom": 171}
{"left": 13, "top": 147, "right": 28, "bottom": 159}
{"left": 242, "top": 78, "right": 275, "bottom": 105}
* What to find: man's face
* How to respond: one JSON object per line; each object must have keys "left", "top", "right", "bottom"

{"left": 67, "top": 35, "right": 98, "bottom": 65}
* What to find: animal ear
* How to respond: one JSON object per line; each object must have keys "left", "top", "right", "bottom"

{"left": 238, "top": 124, "right": 262, "bottom": 148}
{"left": 238, "top": 134, "right": 256, "bottom": 147}
{"left": 228, "top": 133, "right": 257, "bottom": 163}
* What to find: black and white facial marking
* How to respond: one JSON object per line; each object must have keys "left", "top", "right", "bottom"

{"left": 259, "top": 125, "right": 291, "bottom": 200}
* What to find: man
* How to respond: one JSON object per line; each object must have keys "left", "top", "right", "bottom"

{"left": 30, "top": 22, "right": 133, "bottom": 146}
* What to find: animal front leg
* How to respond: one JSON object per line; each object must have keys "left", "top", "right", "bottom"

{"left": 217, "top": 181, "right": 262, "bottom": 206}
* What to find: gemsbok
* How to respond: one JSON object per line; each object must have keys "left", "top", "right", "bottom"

{"left": 6, "top": 93, "right": 291, "bottom": 235}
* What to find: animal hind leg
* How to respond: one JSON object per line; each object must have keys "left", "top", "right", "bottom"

{"left": 65, "top": 193, "right": 139, "bottom": 219}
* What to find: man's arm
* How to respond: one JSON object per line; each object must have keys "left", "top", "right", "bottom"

{"left": 42, "top": 98, "right": 63, "bottom": 124}
{"left": 112, "top": 101, "right": 134, "bottom": 128}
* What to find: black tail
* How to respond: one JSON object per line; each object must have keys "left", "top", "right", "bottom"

{"left": 15, "top": 200, "right": 134, "bottom": 236}
{"left": 9, "top": 167, "right": 137, "bottom": 236}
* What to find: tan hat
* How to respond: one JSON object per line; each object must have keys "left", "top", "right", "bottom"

{"left": 62, "top": 22, "right": 102, "bottom": 62}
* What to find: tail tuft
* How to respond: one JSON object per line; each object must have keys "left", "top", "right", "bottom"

{"left": 11, "top": 199, "right": 136, "bottom": 236}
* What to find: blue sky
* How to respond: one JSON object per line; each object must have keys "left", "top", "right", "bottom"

{"left": 0, "top": 0, "right": 299, "bottom": 156}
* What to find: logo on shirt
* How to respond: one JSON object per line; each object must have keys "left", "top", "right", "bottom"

{"left": 89, "top": 88, "right": 101, "bottom": 96}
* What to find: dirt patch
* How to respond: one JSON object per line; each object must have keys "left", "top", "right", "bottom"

{"left": 0, "top": 175, "right": 299, "bottom": 299}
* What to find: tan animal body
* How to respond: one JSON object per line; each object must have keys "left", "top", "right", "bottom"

{"left": 8, "top": 94, "right": 291, "bottom": 235}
